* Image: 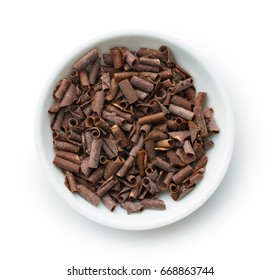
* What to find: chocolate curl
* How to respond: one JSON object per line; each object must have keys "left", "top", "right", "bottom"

{"left": 124, "top": 174, "right": 137, "bottom": 185}
{"left": 161, "top": 79, "right": 175, "bottom": 89}
{"left": 124, "top": 49, "right": 137, "bottom": 68}
{"left": 110, "top": 124, "right": 129, "bottom": 147}
{"left": 162, "top": 172, "right": 174, "bottom": 190}
{"left": 77, "top": 184, "right": 100, "bottom": 206}
{"left": 51, "top": 109, "right": 64, "bottom": 131}
{"left": 53, "top": 78, "right": 71, "bottom": 101}
{"left": 137, "top": 47, "right": 161, "bottom": 58}
{"left": 106, "top": 105, "right": 133, "bottom": 122}
{"left": 92, "top": 116, "right": 110, "bottom": 134}
{"left": 169, "top": 183, "right": 179, "bottom": 194}
{"left": 65, "top": 171, "right": 78, "bottom": 193}
{"left": 168, "top": 79, "right": 193, "bottom": 95}
{"left": 72, "top": 48, "right": 98, "bottom": 71}
{"left": 195, "top": 91, "right": 207, "bottom": 107}
{"left": 92, "top": 91, "right": 105, "bottom": 116}
{"left": 91, "top": 127, "right": 101, "bottom": 139}
{"left": 183, "top": 140, "right": 195, "bottom": 155}
{"left": 139, "top": 57, "right": 161, "bottom": 67}
{"left": 159, "top": 69, "right": 174, "bottom": 80}
{"left": 137, "top": 149, "right": 147, "bottom": 177}
{"left": 117, "top": 187, "right": 131, "bottom": 203}
{"left": 135, "top": 89, "right": 148, "bottom": 100}
{"left": 145, "top": 129, "right": 167, "bottom": 141}
{"left": 207, "top": 116, "right": 220, "bottom": 134}
{"left": 73, "top": 176, "right": 93, "bottom": 190}
{"left": 168, "top": 131, "right": 190, "bottom": 144}
{"left": 194, "top": 106, "right": 208, "bottom": 138}
{"left": 105, "top": 78, "right": 119, "bottom": 102}
{"left": 102, "top": 110, "right": 126, "bottom": 126}
{"left": 79, "top": 70, "right": 90, "bottom": 93}
{"left": 153, "top": 123, "right": 168, "bottom": 132}
{"left": 145, "top": 166, "right": 158, "bottom": 182}
{"left": 88, "top": 138, "right": 102, "bottom": 168}
{"left": 110, "top": 47, "right": 124, "bottom": 69}
{"left": 142, "top": 177, "right": 158, "bottom": 195}
{"left": 80, "top": 157, "right": 91, "bottom": 178}
{"left": 53, "top": 156, "right": 80, "bottom": 173}
{"left": 53, "top": 140, "right": 80, "bottom": 153}
{"left": 184, "top": 87, "right": 196, "bottom": 101}
{"left": 139, "top": 188, "right": 149, "bottom": 200}
{"left": 145, "top": 140, "right": 156, "bottom": 162}
{"left": 155, "top": 139, "right": 174, "bottom": 150}
{"left": 129, "top": 183, "right": 142, "bottom": 201}
{"left": 116, "top": 155, "right": 135, "bottom": 177}
{"left": 60, "top": 83, "right": 78, "bottom": 107}
{"left": 96, "top": 176, "right": 119, "bottom": 197}
{"left": 118, "top": 79, "right": 138, "bottom": 104}
{"left": 183, "top": 168, "right": 205, "bottom": 187}
{"left": 102, "top": 194, "right": 116, "bottom": 211}
{"left": 121, "top": 201, "right": 144, "bottom": 214}
{"left": 203, "top": 140, "right": 214, "bottom": 151}
{"left": 104, "top": 138, "right": 121, "bottom": 157}
{"left": 55, "top": 151, "right": 81, "bottom": 165}
{"left": 71, "top": 106, "right": 85, "bottom": 120}
{"left": 100, "top": 72, "right": 111, "bottom": 94}
{"left": 159, "top": 45, "right": 175, "bottom": 67}
{"left": 48, "top": 102, "right": 60, "bottom": 113}
{"left": 81, "top": 102, "right": 93, "bottom": 117}
{"left": 66, "top": 130, "right": 82, "bottom": 144}
{"left": 103, "top": 53, "right": 113, "bottom": 66}
{"left": 162, "top": 91, "right": 172, "bottom": 106}
{"left": 169, "top": 103, "right": 194, "bottom": 121}
{"left": 138, "top": 112, "right": 166, "bottom": 125}
{"left": 166, "top": 119, "right": 178, "bottom": 130}
{"left": 138, "top": 72, "right": 161, "bottom": 83}
{"left": 172, "top": 186, "right": 195, "bottom": 201}
{"left": 140, "top": 198, "right": 166, "bottom": 210}
{"left": 130, "top": 76, "right": 154, "bottom": 93}
{"left": 154, "top": 89, "right": 167, "bottom": 103}
{"left": 129, "top": 121, "right": 140, "bottom": 143}
{"left": 155, "top": 170, "right": 166, "bottom": 191}
{"left": 104, "top": 156, "right": 125, "bottom": 180}
{"left": 139, "top": 124, "right": 152, "bottom": 137}
{"left": 61, "top": 111, "right": 73, "bottom": 131}
{"left": 102, "top": 141, "right": 115, "bottom": 159}
{"left": 193, "top": 154, "right": 208, "bottom": 172}
{"left": 166, "top": 150, "right": 186, "bottom": 167}
{"left": 171, "top": 95, "right": 192, "bottom": 111}
{"left": 87, "top": 165, "right": 105, "bottom": 184}
{"left": 84, "top": 131, "right": 93, "bottom": 154}
{"left": 193, "top": 141, "right": 205, "bottom": 160}
{"left": 70, "top": 69, "right": 79, "bottom": 85}
{"left": 173, "top": 64, "right": 192, "bottom": 79}
{"left": 172, "top": 165, "right": 193, "bottom": 185}
{"left": 134, "top": 64, "right": 160, "bottom": 73}
{"left": 176, "top": 148, "right": 196, "bottom": 165}
{"left": 188, "top": 121, "right": 200, "bottom": 143}
{"left": 113, "top": 71, "right": 138, "bottom": 82}
{"left": 52, "top": 131, "right": 66, "bottom": 141}
{"left": 149, "top": 99, "right": 170, "bottom": 115}
{"left": 152, "top": 157, "right": 177, "bottom": 173}
{"left": 89, "top": 57, "right": 100, "bottom": 85}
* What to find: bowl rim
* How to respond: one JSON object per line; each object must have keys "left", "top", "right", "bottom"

{"left": 35, "top": 30, "right": 235, "bottom": 230}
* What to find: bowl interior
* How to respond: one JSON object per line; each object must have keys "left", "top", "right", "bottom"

{"left": 36, "top": 32, "right": 234, "bottom": 230}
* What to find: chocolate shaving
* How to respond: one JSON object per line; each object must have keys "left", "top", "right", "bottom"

{"left": 49, "top": 45, "right": 220, "bottom": 214}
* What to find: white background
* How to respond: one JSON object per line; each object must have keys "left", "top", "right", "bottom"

{"left": 1, "top": 0, "right": 279, "bottom": 279}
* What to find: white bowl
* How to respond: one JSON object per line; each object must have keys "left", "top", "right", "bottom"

{"left": 35, "top": 31, "right": 234, "bottom": 230}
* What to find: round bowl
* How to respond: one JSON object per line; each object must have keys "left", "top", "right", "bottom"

{"left": 35, "top": 31, "right": 234, "bottom": 230}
